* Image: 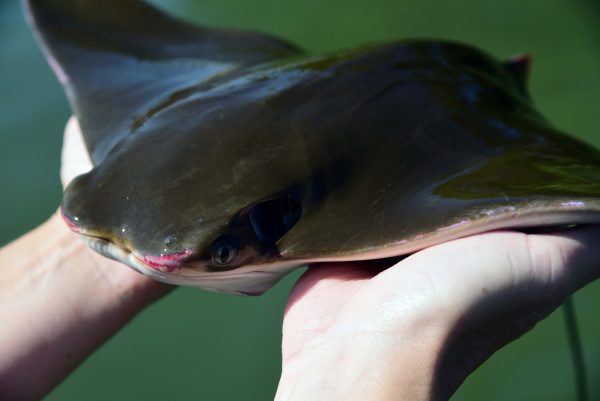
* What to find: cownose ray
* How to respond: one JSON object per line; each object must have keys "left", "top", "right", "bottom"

{"left": 25, "top": 0, "right": 600, "bottom": 295}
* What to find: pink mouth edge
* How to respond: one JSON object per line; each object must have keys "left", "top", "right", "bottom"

{"left": 137, "top": 250, "right": 194, "bottom": 273}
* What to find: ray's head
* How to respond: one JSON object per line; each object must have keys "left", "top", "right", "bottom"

{"left": 60, "top": 131, "right": 304, "bottom": 295}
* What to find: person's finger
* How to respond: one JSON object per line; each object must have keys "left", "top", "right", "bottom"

{"left": 281, "top": 261, "right": 399, "bottom": 365}
{"left": 530, "top": 224, "right": 600, "bottom": 294}
{"left": 374, "top": 226, "right": 600, "bottom": 319}
{"left": 420, "top": 225, "right": 600, "bottom": 396}
{"left": 60, "top": 116, "right": 93, "bottom": 189}
{"left": 287, "top": 263, "right": 382, "bottom": 309}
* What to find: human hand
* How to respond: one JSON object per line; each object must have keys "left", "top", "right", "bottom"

{"left": 0, "top": 117, "right": 171, "bottom": 399}
{"left": 276, "top": 227, "right": 600, "bottom": 401}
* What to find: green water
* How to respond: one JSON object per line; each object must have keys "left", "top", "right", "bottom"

{"left": 1, "top": 0, "right": 599, "bottom": 399}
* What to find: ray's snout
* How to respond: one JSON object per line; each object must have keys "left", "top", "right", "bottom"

{"left": 61, "top": 206, "right": 194, "bottom": 274}
{"left": 60, "top": 208, "right": 82, "bottom": 234}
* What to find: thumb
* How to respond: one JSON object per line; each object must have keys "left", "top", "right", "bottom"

{"left": 397, "top": 225, "right": 600, "bottom": 397}
{"left": 374, "top": 225, "right": 600, "bottom": 321}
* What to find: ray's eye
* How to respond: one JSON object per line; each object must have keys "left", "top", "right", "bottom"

{"left": 211, "top": 242, "right": 238, "bottom": 266}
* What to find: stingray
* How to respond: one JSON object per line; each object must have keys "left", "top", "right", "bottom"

{"left": 25, "top": 0, "right": 600, "bottom": 295}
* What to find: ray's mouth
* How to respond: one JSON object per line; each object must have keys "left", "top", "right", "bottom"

{"left": 136, "top": 250, "right": 194, "bottom": 273}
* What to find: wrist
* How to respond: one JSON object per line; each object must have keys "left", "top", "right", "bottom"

{"left": 0, "top": 213, "right": 170, "bottom": 398}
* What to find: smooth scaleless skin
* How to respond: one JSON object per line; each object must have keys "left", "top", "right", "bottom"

{"left": 25, "top": 0, "right": 600, "bottom": 294}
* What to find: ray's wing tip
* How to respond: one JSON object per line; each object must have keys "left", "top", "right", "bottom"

{"left": 21, "top": 0, "right": 71, "bottom": 85}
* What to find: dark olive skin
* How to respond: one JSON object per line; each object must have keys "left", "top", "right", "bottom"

{"left": 25, "top": 0, "right": 600, "bottom": 293}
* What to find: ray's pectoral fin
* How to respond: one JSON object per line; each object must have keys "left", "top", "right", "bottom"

{"left": 249, "top": 197, "right": 302, "bottom": 249}
{"left": 24, "top": 0, "right": 301, "bottom": 164}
